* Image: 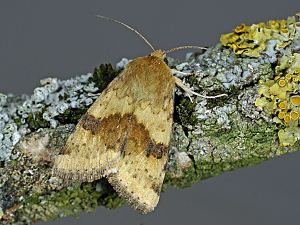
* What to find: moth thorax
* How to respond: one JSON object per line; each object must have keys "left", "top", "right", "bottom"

{"left": 150, "top": 50, "right": 166, "bottom": 60}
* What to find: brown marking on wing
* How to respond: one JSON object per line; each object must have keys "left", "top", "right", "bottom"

{"left": 80, "top": 114, "right": 101, "bottom": 134}
{"left": 107, "top": 112, "right": 170, "bottom": 213}
{"left": 146, "top": 141, "right": 165, "bottom": 159}
{"left": 80, "top": 113, "right": 132, "bottom": 152}
{"left": 151, "top": 182, "right": 161, "bottom": 195}
{"left": 53, "top": 113, "right": 133, "bottom": 181}
{"left": 118, "top": 115, "right": 168, "bottom": 160}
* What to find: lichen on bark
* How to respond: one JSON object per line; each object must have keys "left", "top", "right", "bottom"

{"left": 0, "top": 13, "right": 300, "bottom": 225}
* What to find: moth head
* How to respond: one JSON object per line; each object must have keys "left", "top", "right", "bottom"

{"left": 150, "top": 50, "right": 166, "bottom": 60}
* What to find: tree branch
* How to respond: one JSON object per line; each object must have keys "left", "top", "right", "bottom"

{"left": 1, "top": 13, "right": 300, "bottom": 225}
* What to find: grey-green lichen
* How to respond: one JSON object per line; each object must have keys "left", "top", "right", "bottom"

{"left": 0, "top": 75, "right": 99, "bottom": 162}
{"left": 1, "top": 13, "right": 300, "bottom": 225}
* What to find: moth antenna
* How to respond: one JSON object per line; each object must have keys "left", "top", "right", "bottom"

{"left": 95, "top": 15, "right": 155, "bottom": 51}
{"left": 164, "top": 45, "right": 207, "bottom": 54}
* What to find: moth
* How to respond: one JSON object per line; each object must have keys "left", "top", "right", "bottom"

{"left": 52, "top": 16, "right": 226, "bottom": 213}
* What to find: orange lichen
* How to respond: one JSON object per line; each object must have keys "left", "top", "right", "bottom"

{"left": 291, "top": 111, "right": 299, "bottom": 120}
{"left": 285, "top": 73, "right": 292, "bottom": 80}
{"left": 234, "top": 24, "right": 247, "bottom": 33}
{"left": 221, "top": 14, "right": 299, "bottom": 57}
{"left": 290, "top": 95, "right": 300, "bottom": 106}
{"left": 284, "top": 115, "right": 291, "bottom": 124}
{"left": 255, "top": 51, "right": 300, "bottom": 146}
{"left": 278, "top": 101, "right": 287, "bottom": 109}
{"left": 278, "top": 111, "right": 285, "bottom": 119}
{"left": 278, "top": 79, "right": 286, "bottom": 87}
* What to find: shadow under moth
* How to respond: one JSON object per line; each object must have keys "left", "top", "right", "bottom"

{"left": 52, "top": 16, "right": 226, "bottom": 213}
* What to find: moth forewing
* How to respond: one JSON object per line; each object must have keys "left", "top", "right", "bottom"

{"left": 53, "top": 51, "right": 175, "bottom": 212}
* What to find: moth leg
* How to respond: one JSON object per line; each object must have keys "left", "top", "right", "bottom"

{"left": 174, "top": 76, "right": 227, "bottom": 102}
{"left": 171, "top": 69, "right": 204, "bottom": 78}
